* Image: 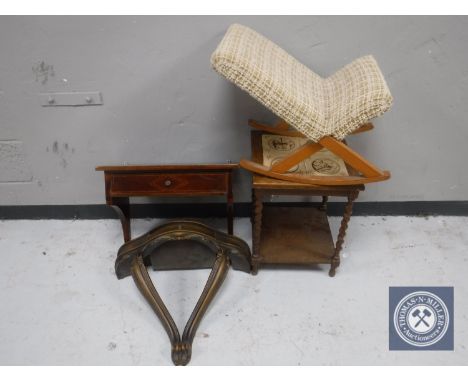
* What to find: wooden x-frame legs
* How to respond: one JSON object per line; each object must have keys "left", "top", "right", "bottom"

{"left": 241, "top": 119, "right": 391, "bottom": 186}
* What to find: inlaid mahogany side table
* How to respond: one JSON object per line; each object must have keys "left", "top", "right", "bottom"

{"left": 96, "top": 164, "right": 238, "bottom": 241}
{"left": 250, "top": 132, "right": 364, "bottom": 276}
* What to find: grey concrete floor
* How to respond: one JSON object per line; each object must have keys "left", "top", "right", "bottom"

{"left": 0, "top": 216, "right": 467, "bottom": 365}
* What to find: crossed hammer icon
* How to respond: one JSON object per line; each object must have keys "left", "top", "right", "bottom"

{"left": 412, "top": 308, "right": 432, "bottom": 328}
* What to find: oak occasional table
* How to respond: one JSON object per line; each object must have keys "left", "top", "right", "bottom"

{"left": 250, "top": 132, "right": 364, "bottom": 276}
{"left": 96, "top": 164, "right": 238, "bottom": 242}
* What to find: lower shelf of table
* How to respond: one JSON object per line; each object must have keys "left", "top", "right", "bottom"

{"left": 258, "top": 205, "right": 335, "bottom": 265}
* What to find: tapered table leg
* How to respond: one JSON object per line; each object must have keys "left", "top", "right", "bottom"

{"left": 110, "top": 197, "right": 131, "bottom": 242}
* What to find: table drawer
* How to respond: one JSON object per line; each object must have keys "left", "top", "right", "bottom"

{"left": 110, "top": 172, "right": 228, "bottom": 196}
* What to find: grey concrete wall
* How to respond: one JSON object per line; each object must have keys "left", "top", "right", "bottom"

{"left": 1, "top": 16, "right": 467, "bottom": 205}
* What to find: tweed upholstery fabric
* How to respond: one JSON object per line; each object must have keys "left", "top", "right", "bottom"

{"left": 211, "top": 24, "right": 393, "bottom": 142}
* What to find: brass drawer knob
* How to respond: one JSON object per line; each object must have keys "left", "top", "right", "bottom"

{"left": 164, "top": 179, "right": 172, "bottom": 187}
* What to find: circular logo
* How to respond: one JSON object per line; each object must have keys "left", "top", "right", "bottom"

{"left": 393, "top": 291, "right": 449, "bottom": 347}
{"left": 311, "top": 158, "right": 340, "bottom": 175}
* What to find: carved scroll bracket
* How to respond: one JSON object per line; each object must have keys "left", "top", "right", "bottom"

{"left": 115, "top": 220, "right": 251, "bottom": 365}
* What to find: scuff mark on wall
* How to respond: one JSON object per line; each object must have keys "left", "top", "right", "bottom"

{"left": 413, "top": 34, "right": 446, "bottom": 50}
{"left": 32, "top": 61, "right": 55, "bottom": 85}
{"left": 308, "top": 41, "right": 326, "bottom": 49}
{"left": 0, "top": 140, "right": 33, "bottom": 182}
{"left": 412, "top": 34, "right": 448, "bottom": 66}
{"left": 47, "top": 141, "right": 74, "bottom": 169}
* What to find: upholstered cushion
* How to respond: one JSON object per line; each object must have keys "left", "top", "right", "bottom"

{"left": 211, "top": 24, "right": 393, "bottom": 142}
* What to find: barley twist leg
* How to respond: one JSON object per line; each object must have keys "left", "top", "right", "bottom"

{"left": 329, "top": 190, "right": 359, "bottom": 277}
{"left": 251, "top": 189, "right": 263, "bottom": 275}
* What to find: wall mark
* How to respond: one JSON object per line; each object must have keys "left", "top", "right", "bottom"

{"left": 32, "top": 61, "right": 55, "bottom": 85}
{"left": 48, "top": 140, "right": 75, "bottom": 169}
{"left": 0, "top": 140, "right": 33, "bottom": 183}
